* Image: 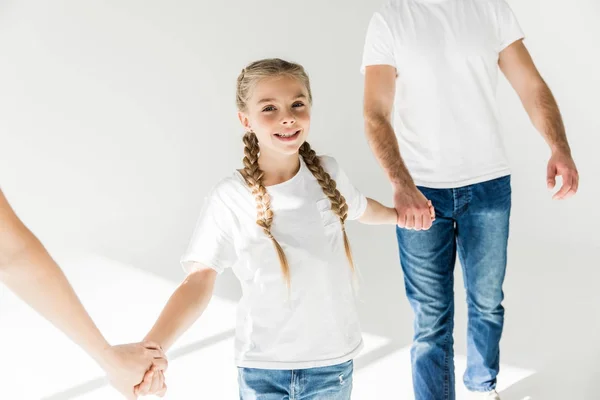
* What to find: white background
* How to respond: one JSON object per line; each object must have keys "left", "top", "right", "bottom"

{"left": 0, "top": 0, "right": 598, "bottom": 399}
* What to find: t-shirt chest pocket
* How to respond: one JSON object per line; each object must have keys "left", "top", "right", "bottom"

{"left": 316, "top": 198, "right": 342, "bottom": 230}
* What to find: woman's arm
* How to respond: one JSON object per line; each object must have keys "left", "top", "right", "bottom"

{"left": 0, "top": 189, "right": 165, "bottom": 399}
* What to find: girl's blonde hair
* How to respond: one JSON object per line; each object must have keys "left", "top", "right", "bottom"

{"left": 236, "top": 58, "right": 354, "bottom": 289}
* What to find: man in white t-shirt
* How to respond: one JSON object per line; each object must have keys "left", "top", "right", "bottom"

{"left": 361, "top": 1, "right": 578, "bottom": 399}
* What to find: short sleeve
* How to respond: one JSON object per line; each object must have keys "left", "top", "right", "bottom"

{"left": 360, "top": 11, "right": 397, "bottom": 74}
{"left": 495, "top": 0, "right": 525, "bottom": 52}
{"left": 180, "top": 187, "right": 237, "bottom": 275}
{"left": 320, "top": 156, "right": 368, "bottom": 221}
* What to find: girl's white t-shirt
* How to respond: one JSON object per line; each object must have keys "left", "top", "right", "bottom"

{"left": 181, "top": 155, "right": 368, "bottom": 370}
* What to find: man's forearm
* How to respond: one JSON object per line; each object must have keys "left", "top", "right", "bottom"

{"left": 364, "top": 115, "right": 414, "bottom": 188}
{"left": 528, "top": 80, "right": 571, "bottom": 154}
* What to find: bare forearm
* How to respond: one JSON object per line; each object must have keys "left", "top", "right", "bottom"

{"left": 0, "top": 241, "right": 111, "bottom": 365}
{"left": 364, "top": 116, "right": 414, "bottom": 188}
{"left": 526, "top": 80, "right": 571, "bottom": 154}
{"left": 144, "top": 269, "right": 215, "bottom": 351}
{"left": 358, "top": 198, "right": 397, "bottom": 225}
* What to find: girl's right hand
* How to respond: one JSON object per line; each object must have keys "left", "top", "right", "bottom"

{"left": 134, "top": 365, "right": 167, "bottom": 398}
{"left": 100, "top": 341, "right": 167, "bottom": 399}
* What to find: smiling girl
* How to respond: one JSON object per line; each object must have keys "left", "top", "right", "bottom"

{"left": 136, "top": 58, "right": 413, "bottom": 399}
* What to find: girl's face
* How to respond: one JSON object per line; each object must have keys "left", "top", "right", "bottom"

{"left": 239, "top": 75, "right": 311, "bottom": 157}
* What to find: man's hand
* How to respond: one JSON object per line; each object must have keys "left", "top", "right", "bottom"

{"left": 99, "top": 341, "right": 168, "bottom": 399}
{"left": 393, "top": 186, "right": 436, "bottom": 230}
{"left": 547, "top": 149, "right": 579, "bottom": 200}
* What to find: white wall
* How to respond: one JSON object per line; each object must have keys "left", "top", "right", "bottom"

{"left": 0, "top": 1, "right": 598, "bottom": 398}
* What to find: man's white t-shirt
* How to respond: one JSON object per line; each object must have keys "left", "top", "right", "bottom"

{"left": 361, "top": 0, "right": 525, "bottom": 188}
{"left": 181, "top": 155, "right": 368, "bottom": 370}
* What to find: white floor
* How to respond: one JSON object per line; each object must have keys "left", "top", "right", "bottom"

{"left": 1, "top": 254, "right": 536, "bottom": 400}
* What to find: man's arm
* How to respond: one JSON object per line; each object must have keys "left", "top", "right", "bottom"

{"left": 499, "top": 40, "right": 579, "bottom": 199}
{"left": 363, "top": 65, "right": 410, "bottom": 187}
{"left": 363, "top": 65, "right": 435, "bottom": 230}
{"left": 0, "top": 189, "right": 166, "bottom": 399}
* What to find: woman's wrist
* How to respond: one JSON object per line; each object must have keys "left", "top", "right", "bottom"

{"left": 91, "top": 342, "right": 117, "bottom": 371}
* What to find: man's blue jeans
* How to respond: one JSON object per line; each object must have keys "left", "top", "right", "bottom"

{"left": 396, "top": 175, "right": 512, "bottom": 399}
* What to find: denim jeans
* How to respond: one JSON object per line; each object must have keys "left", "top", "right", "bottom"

{"left": 238, "top": 360, "right": 353, "bottom": 400}
{"left": 396, "top": 175, "right": 512, "bottom": 399}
